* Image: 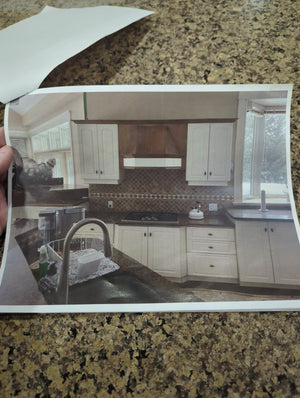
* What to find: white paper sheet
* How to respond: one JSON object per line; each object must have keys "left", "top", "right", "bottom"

{"left": 0, "top": 5, "right": 153, "bottom": 104}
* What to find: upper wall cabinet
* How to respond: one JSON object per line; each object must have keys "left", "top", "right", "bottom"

{"left": 186, "top": 123, "right": 233, "bottom": 186}
{"left": 78, "top": 124, "right": 121, "bottom": 184}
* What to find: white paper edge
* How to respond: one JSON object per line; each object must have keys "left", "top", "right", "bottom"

{"left": 0, "top": 6, "right": 154, "bottom": 104}
{"left": 2, "top": 83, "right": 299, "bottom": 314}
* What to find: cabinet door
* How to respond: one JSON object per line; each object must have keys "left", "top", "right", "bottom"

{"left": 97, "top": 124, "right": 119, "bottom": 180}
{"left": 235, "top": 221, "right": 274, "bottom": 283}
{"left": 147, "top": 227, "right": 182, "bottom": 277}
{"left": 74, "top": 223, "right": 114, "bottom": 243}
{"left": 78, "top": 124, "right": 100, "bottom": 179}
{"left": 208, "top": 123, "right": 233, "bottom": 182}
{"left": 269, "top": 222, "right": 300, "bottom": 285}
{"left": 114, "top": 226, "right": 148, "bottom": 265}
{"left": 186, "top": 123, "right": 209, "bottom": 182}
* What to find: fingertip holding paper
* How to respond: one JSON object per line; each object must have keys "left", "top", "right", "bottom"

{"left": 0, "top": 5, "right": 154, "bottom": 104}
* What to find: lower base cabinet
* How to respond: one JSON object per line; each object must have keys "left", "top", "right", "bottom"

{"left": 236, "top": 221, "right": 300, "bottom": 286}
{"left": 186, "top": 227, "right": 238, "bottom": 280}
{"left": 115, "top": 225, "right": 186, "bottom": 278}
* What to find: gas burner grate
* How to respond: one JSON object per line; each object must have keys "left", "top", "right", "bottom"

{"left": 122, "top": 211, "right": 178, "bottom": 224}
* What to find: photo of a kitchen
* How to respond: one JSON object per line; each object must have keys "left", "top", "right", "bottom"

{"left": 1, "top": 85, "right": 300, "bottom": 308}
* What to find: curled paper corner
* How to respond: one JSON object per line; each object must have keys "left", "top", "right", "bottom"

{"left": 0, "top": 5, "right": 154, "bottom": 104}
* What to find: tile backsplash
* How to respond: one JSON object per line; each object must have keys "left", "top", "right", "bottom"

{"left": 89, "top": 169, "right": 234, "bottom": 215}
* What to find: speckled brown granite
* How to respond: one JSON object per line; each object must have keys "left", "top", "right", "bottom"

{"left": 1, "top": 0, "right": 300, "bottom": 396}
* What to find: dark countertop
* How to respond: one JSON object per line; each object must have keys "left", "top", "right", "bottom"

{"left": 1, "top": 0, "right": 300, "bottom": 396}
{"left": 86, "top": 210, "right": 235, "bottom": 228}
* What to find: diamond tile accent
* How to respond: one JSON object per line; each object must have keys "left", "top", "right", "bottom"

{"left": 89, "top": 169, "right": 233, "bottom": 215}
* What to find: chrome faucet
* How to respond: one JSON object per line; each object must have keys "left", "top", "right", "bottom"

{"left": 56, "top": 218, "right": 112, "bottom": 304}
{"left": 259, "top": 190, "right": 268, "bottom": 212}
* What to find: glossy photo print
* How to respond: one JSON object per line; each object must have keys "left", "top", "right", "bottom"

{"left": 0, "top": 84, "right": 299, "bottom": 313}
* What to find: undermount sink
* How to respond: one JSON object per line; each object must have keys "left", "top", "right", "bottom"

{"left": 226, "top": 207, "right": 293, "bottom": 221}
{"left": 68, "top": 270, "right": 167, "bottom": 304}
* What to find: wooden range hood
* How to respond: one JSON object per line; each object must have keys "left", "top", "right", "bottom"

{"left": 118, "top": 123, "right": 187, "bottom": 169}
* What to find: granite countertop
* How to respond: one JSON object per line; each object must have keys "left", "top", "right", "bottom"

{"left": 86, "top": 210, "right": 235, "bottom": 228}
{"left": 1, "top": 0, "right": 300, "bottom": 396}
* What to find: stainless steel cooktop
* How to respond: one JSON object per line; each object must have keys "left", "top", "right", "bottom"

{"left": 121, "top": 211, "right": 178, "bottom": 224}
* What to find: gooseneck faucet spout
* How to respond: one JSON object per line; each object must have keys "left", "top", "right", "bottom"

{"left": 56, "top": 218, "right": 112, "bottom": 304}
{"left": 259, "top": 189, "right": 268, "bottom": 212}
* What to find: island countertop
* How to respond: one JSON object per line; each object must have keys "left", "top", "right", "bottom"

{"left": 0, "top": 219, "right": 198, "bottom": 306}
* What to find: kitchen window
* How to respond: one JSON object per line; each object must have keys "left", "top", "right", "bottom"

{"left": 30, "top": 112, "right": 74, "bottom": 185}
{"left": 234, "top": 98, "right": 290, "bottom": 204}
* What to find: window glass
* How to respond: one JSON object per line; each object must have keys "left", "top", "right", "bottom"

{"left": 242, "top": 111, "right": 289, "bottom": 203}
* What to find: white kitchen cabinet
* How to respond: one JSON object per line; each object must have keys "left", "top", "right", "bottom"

{"left": 78, "top": 124, "right": 120, "bottom": 184}
{"left": 268, "top": 222, "right": 300, "bottom": 285}
{"left": 74, "top": 222, "right": 114, "bottom": 244}
{"left": 236, "top": 221, "right": 300, "bottom": 286}
{"left": 115, "top": 225, "right": 186, "bottom": 278}
{"left": 186, "top": 123, "right": 233, "bottom": 186}
{"left": 186, "top": 227, "right": 238, "bottom": 279}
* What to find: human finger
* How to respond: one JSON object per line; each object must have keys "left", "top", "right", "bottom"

{"left": 0, "top": 184, "right": 8, "bottom": 235}
{"left": 0, "top": 126, "right": 6, "bottom": 147}
{"left": 0, "top": 144, "right": 13, "bottom": 178}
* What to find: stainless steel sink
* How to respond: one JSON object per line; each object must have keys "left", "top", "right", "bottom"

{"left": 68, "top": 270, "right": 168, "bottom": 304}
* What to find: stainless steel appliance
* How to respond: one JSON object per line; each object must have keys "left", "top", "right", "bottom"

{"left": 122, "top": 211, "right": 178, "bottom": 224}
{"left": 38, "top": 206, "right": 85, "bottom": 244}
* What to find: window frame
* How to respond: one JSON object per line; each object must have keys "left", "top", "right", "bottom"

{"left": 234, "top": 98, "right": 289, "bottom": 205}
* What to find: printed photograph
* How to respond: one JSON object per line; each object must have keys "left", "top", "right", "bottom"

{"left": 0, "top": 85, "right": 299, "bottom": 311}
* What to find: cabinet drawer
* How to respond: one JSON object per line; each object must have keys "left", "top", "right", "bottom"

{"left": 187, "top": 239, "right": 236, "bottom": 254}
{"left": 187, "top": 227, "right": 235, "bottom": 241}
{"left": 74, "top": 223, "right": 114, "bottom": 240}
{"left": 187, "top": 253, "right": 238, "bottom": 278}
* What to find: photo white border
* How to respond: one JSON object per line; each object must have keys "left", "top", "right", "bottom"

{"left": 1, "top": 83, "right": 300, "bottom": 313}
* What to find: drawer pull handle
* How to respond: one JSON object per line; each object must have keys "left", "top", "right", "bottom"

{"left": 204, "top": 171, "right": 207, "bottom": 176}
{"left": 144, "top": 233, "right": 147, "bottom": 237}
{"left": 90, "top": 228, "right": 95, "bottom": 231}
{"left": 209, "top": 246, "right": 214, "bottom": 249}
{"left": 208, "top": 233, "right": 213, "bottom": 236}
{"left": 209, "top": 264, "right": 215, "bottom": 268}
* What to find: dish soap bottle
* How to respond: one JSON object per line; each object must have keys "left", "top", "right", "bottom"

{"left": 38, "top": 245, "right": 49, "bottom": 278}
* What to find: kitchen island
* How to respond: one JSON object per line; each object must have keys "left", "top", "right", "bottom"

{"left": 0, "top": 218, "right": 200, "bottom": 306}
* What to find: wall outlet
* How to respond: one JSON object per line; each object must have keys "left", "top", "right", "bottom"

{"left": 209, "top": 203, "right": 218, "bottom": 211}
{"left": 108, "top": 200, "right": 113, "bottom": 208}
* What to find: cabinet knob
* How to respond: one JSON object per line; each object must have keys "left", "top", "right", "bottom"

{"left": 264, "top": 227, "right": 268, "bottom": 232}
{"left": 95, "top": 170, "right": 98, "bottom": 174}
{"left": 149, "top": 232, "right": 152, "bottom": 237}
{"left": 208, "top": 233, "right": 213, "bottom": 236}
{"left": 144, "top": 232, "right": 147, "bottom": 237}
{"left": 270, "top": 228, "right": 274, "bottom": 232}
{"left": 209, "top": 172, "right": 212, "bottom": 176}
{"left": 209, "top": 246, "right": 214, "bottom": 249}
{"left": 204, "top": 171, "right": 207, "bottom": 176}
{"left": 209, "top": 264, "right": 215, "bottom": 268}
{"left": 100, "top": 170, "right": 103, "bottom": 175}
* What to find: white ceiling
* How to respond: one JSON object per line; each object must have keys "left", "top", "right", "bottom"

{"left": 10, "top": 94, "right": 46, "bottom": 115}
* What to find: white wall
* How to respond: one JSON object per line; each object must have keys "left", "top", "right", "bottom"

{"left": 86, "top": 92, "right": 239, "bottom": 120}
